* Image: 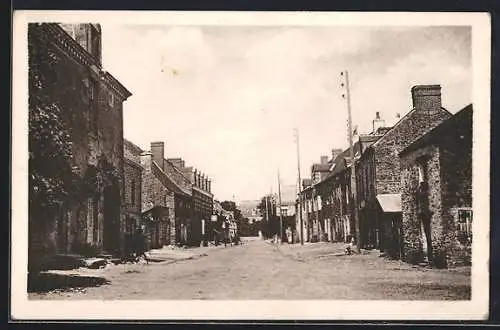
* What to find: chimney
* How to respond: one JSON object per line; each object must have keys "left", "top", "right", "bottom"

{"left": 167, "top": 158, "right": 184, "bottom": 169}
{"left": 201, "top": 173, "right": 206, "bottom": 190}
{"left": 320, "top": 155, "right": 328, "bottom": 165}
{"left": 193, "top": 169, "right": 198, "bottom": 187}
{"left": 197, "top": 171, "right": 202, "bottom": 188}
{"left": 372, "top": 111, "right": 386, "bottom": 134}
{"left": 182, "top": 166, "right": 194, "bottom": 183}
{"left": 331, "top": 148, "right": 343, "bottom": 161}
{"left": 140, "top": 151, "right": 153, "bottom": 171}
{"left": 208, "top": 179, "right": 211, "bottom": 193}
{"left": 150, "top": 142, "right": 165, "bottom": 171}
{"left": 205, "top": 177, "right": 209, "bottom": 191}
{"left": 411, "top": 85, "right": 442, "bottom": 112}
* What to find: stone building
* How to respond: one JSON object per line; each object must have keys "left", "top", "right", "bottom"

{"left": 168, "top": 160, "right": 214, "bottom": 246}
{"left": 355, "top": 131, "right": 389, "bottom": 249}
{"left": 358, "top": 85, "right": 453, "bottom": 257}
{"left": 399, "top": 104, "right": 472, "bottom": 268}
{"left": 28, "top": 23, "right": 132, "bottom": 266}
{"left": 312, "top": 145, "right": 362, "bottom": 244}
{"left": 123, "top": 139, "right": 144, "bottom": 246}
{"left": 138, "top": 142, "right": 192, "bottom": 248}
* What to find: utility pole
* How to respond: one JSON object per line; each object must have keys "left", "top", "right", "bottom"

{"left": 278, "top": 169, "right": 283, "bottom": 244}
{"left": 341, "top": 70, "right": 361, "bottom": 252}
{"left": 294, "top": 128, "right": 304, "bottom": 245}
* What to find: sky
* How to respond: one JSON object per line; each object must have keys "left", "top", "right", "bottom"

{"left": 100, "top": 24, "right": 472, "bottom": 202}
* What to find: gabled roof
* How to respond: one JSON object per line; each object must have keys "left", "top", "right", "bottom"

{"left": 400, "top": 104, "right": 472, "bottom": 156}
{"left": 124, "top": 138, "right": 143, "bottom": 155}
{"left": 312, "top": 163, "right": 331, "bottom": 172}
{"left": 162, "top": 158, "right": 193, "bottom": 192}
{"left": 371, "top": 106, "right": 453, "bottom": 149}
{"left": 152, "top": 161, "right": 191, "bottom": 197}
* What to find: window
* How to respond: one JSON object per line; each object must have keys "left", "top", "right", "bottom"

{"left": 457, "top": 208, "right": 473, "bottom": 245}
{"left": 130, "top": 180, "right": 136, "bottom": 206}
{"left": 109, "top": 92, "right": 115, "bottom": 107}
{"left": 89, "top": 79, "right": 98, "bottom": 135}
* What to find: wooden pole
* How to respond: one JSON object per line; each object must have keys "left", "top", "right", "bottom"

{"left": 294, "top": 128, "right": 304, "bottom": 245}
{"left": 342, "top": 70, "right": 361, "bottom": 252}
{"left": 278, "top": 169, "right": 284, "bottom": 244}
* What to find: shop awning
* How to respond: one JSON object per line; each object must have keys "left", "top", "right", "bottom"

{"left": 376, "top": 194, "right": 402, "bottom": 213}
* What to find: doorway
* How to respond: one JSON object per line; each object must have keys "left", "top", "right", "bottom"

{"left": 103, "top": 184, "right": 121, "bottom": 254}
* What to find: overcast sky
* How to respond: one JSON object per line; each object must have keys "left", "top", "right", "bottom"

{"left": 100, "top": 25, "right": 471, "bottom": 202}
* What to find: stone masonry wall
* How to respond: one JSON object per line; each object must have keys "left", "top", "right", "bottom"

{"left": 124, "top": 160, "right": 142, "bottom": 219}
{"left": 374, "top": 108, "right": 452, "bottom": 195}
{"left": 401, "top": 145, "right": 444, "bottom": 266}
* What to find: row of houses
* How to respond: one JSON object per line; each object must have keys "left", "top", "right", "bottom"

{"left": 28, "top": 23, "right": 216, "bottom": 269}
{"left": 124, "top": 140, "right": 214, "bottom": 250}
{"left": 296, "top": 85, "right": 473, "bottom": 268}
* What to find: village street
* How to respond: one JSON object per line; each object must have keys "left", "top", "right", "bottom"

{"left": 29, "top": 238, "right": 470, "bottom": 300}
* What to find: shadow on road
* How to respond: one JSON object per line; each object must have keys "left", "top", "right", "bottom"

{"left": 365, "top": 282, "right": 471, "bottom": 300}
{"left": 28, "top": 273, "right": 111, "bottom": 293}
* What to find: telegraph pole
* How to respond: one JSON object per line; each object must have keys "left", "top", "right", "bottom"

{"left": 294, "top": 128, "right": 304, "bottom": 245}
{"left": 278, "top": 169, "right": 283, "bottom": 244}
{"left": 341, "top": 70, "right": 361, "bottom": 252}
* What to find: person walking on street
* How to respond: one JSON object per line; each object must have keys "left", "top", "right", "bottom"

{"left": 134, "top": 227, "right": 149, "bottom": 264}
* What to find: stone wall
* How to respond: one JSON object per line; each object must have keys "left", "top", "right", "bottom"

{"left": 401, "top": 145, "right": 443, "bottom": 265}
{"left": 373, "top": 108, "right": 452, "bottom": 195}
{"left": 400, "top": 106, "right": 472, "bottom": 268}
{"left": 124, "top": 159, "right": 142, "bottom": 219}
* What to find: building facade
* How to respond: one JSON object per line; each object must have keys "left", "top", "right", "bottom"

{"left": 358, "top": 85, "right": 453, "bottom": 256}
{"left": 28, "top": 23, "right": 132, "bottom": 269}
{"left": 123, "top": 139, "right": 144, "bottom": 243}
{"left": 169, "top": 160, "right": 214, "bottom": 246}
{"left": 400, "top": 104, "right": 473, "bottom": 268}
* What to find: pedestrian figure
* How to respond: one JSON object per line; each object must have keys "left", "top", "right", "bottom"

{"left": 345, "top": 236, "right": 356, "bottom": 255}
{"left": 134, "top": 227, "right": 149, "bottom": 264}
{"left": 124, "top": 232, "right": 136, "bottom": 263}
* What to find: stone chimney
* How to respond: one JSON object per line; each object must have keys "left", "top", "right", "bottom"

{"left": 140, "top": 151, "right": 153, "bottom": 171}
{"left": 208, "top": 179, "right": 211, "bottom": 193}
{"left": 372, "top": 111, "right": 386, "bottom": 134}
{"left": 331, "top": 148, "right": 343, "bottom": 161}
{"left": 197, "top": 171, "right": 202, "bottom": 188}
{"left": 320, "top": 155, "right": 328, "bottom": 165}
{"left": 150, "top": 142, "right": 165, "bottom": 171}
{"left": 193, "top": 169, "right": 198, "bottom": 187}
{"left": 167, "top": 158, "right": 184, "bottom": 169}
{"left": 411, "top": 85, "right": 442, "bottom": 112}
{"left": 205, "top": 177, "right": 209, "bottom": 191}
{"left": 201, "top": 173, "right": 206, "bottom": 190}
{"left": 182, "top": 166, "right": 194, "bottom": 183}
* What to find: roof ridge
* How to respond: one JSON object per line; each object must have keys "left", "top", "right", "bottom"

{"left": 152, "top": 161, "right": 191, "bottom": 196}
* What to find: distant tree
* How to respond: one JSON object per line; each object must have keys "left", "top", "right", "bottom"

{"left": 220, "top": 201, "right": 242, "bottom": 220}
{"left": 257, "top": 194, "right": 280, "bottom": 238}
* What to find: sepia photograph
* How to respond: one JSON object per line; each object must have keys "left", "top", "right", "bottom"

{"left": 11, "top": 10, "right": 490, "bottom": 320}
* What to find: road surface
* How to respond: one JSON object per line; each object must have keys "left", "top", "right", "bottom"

{"left": 29, "top": 238, "right": 470, "bottom": 300}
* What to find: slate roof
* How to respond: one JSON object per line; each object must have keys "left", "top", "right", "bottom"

{"left": 312, "top": 163, "right": 331, "bottom": 172}
{"left": 399, "top": 104, "right": 472, "bottom": 156}
{"left": 152, "top": 161, "right": 191, "bottom": 197}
